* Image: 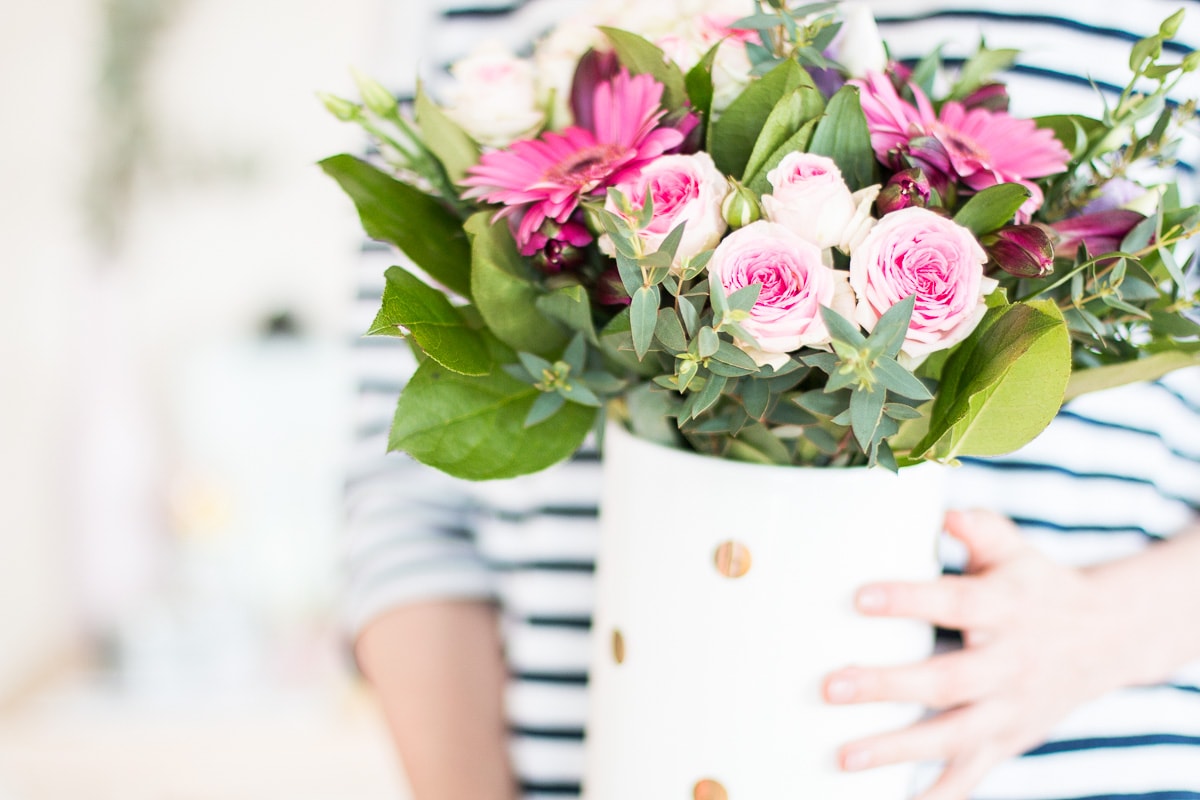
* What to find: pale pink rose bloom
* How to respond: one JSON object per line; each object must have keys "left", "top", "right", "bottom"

{"left": 839, "top": 184, "right": 882, "bottom": 254}
{"left": 762, "top": 153, "right": 858, "bottom": 249}
{"left": 707, "top": 221, "right": 856, "bottom": 364}
{"left": 850, "top": 207, "right": 998, "bottom": 362}
{"left": 606, "top": 153, "right": 729, "bottom": 267}
{"left": 445, "top": 42, "right": 544, "bottom": 148}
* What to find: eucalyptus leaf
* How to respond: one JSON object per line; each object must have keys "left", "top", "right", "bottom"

{"left": 631, "top": 285, "right": 660, "bottom": 360}
{"left": 849, "top": 386, "right": 886, "bottom": 448}
{"left": 689, "top": 372, "right": 729, "bottom": 419}
{"left": 320, "top": 154, "right": 471, "bottom": 297}
{"left": 525, "top": 391, "right": 566, "bottom": 428}
{"left": 367, "top": 266, "right": 492, "bottom": 376}
{"left": 741, "top": 378, "right": 771, "bottom": 419}
{"left": 655, "top": 308, "right": 688, "bottom": 352}
{"left": 415, "top": 82, "right": 480, "bottom": 183}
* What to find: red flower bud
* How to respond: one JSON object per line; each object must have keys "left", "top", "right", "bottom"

{"left": 961, "top": 82, "right": 1010, "bottom": 112}
{"left": 983, "top": 225, "right": 1056, "bottom": 278}
{"left": 876, "top": 169, "right": 933, "bottom": 215}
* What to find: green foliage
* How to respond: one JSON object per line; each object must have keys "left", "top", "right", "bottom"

{"left": 685, "top": 43, "right": 720, "bottom": 128}
{"left": 742, "top": 87, "right": 826, "bottom": 183}
{"left": 368, "top": 266, "right": 491, "bottom": 376}
{"left": 1065, "top": 352, "right": 1200, "bottom": 401}
{"left": 914, "top": 300, "right": 1071, "bottom": 460}
{"left": 390, "top": 335, "right": 598, "bottom": 480}
{"left": 600, "top": 27, "right": 689, "bottom": 110}
{"left": 711, "top": 59, "right": 815, "bottom": 177}
{"left": 808, "top": 85, "right": 877, "bottom": 191}
{"left": 319, "top": 155, "right": 472, "bottom": 297}
{"left": 953, "top": 183, "right": 1031, "bottom": 235}
{"left": 947, "top": 46, "right": 1019, "bottom": 101}
{"left": 465, "top": 213, "right": 568, "bottom": 357}
{"left": 414, "top": 83, "right": 480, "bottom": 183}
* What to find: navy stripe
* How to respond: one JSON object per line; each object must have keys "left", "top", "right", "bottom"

{"left": 877, "top": 10, "right": 1193, "bottom": 54}
{"left": 511, "top": 725, "right": 586, "bottom": 740}
{"left": 1024, "top": 733, "right": 1200, "bottom": 757}
{"left": 443, "top": 1, "right": 529, "bottom": 19}
{"left": 492, "top": 560, "right": 596, "bottom": 573}
{"left": 1068, "top": 795, "right": 1200, "bottom": 800}
{"left": 1010, "top": 515, "right": 1163, "bottom": 540}
{"left": 1059, "top": 410, "right": 1200, "bottom": 463}
{"left": 518, "top": 782, "right": 581, "bottom": 796}
{"left": 523, "top": 615, "right": 592, "bottom": 630}
{"left": 493, "top": 504, "right": 600, "bottom": 523}
{"left": 512, "top": 671, "right": 589, "bottom": 685}
{"left": 1154, "top": 379, "right": 1200, "bottom": 417}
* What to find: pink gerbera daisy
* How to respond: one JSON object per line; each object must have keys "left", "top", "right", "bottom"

{"left": 461, "top": 69, "right": 685, "bottom": 256}
{"left": 854, "top": 71, "right": 1070, "bottom": 220}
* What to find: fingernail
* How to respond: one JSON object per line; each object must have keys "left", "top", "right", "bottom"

{"left": 856, "top": 587, "right": 887, "bottom": 612}
{"left": 842, "top": 749, "right": 872, "bottom": 771}
{"left": 826, "top": 677, "right": 856, "bottom": 703}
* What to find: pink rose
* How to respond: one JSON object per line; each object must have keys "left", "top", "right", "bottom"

{"left": 606, "top": 153, "right": 729, "bottom": 268}
{"left": 762, "top": 153, "right": 859, "bottom": 249}
{"left": 707, "top": 221, "right": 855, "bottom": 364}
{"left": 850, "top": 207, "right": 998, "bottom": 362}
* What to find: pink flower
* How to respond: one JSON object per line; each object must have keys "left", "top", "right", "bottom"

{"left": 461, "top": 69, "right": 685, "bottom": 256}
{"left": 1050, "top": 209, "right": 1145, "bottom": 257}
{"left": 606, "top": 153, "right": 729, "bottom": 267}
{"left": 707, "top": 221, "right": 856, "bottom": 364}
{"left": 850, "top": 207, "right": 997, "bottom": 362}
{"left": 854, "top": 71, "right": 1070, "bottom": 219}
{"left": 761, "top": 153, "right": 858, "bottom": 249}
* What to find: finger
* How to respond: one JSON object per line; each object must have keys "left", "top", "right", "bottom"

{"left": 824, "top": 648, "right": 1006, "bottom": 709}
{"left": 915, "top": 751, "right": 997, "bottom": 800}
{"left": 838, "top": 706, "right": 974, "bottom": 772}
{"left": 855, "top": 575, "right": 1009, "bottom": 629}
{"left": 945, "top": 509, "right": 1029, "bottom": 572}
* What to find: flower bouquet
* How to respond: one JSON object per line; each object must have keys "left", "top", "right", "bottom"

{"left": 322, "top": 1, "right": 1199, "bottom": 795}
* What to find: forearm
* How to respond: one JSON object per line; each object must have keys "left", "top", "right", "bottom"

{"left": 1087, "top": 518, "right": 1200, "bottom": 689}
{"left": 356, "top": 600, "right": 516, "bottom": 800}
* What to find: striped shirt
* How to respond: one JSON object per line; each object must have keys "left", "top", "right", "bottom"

{"left": 344, "top": 3, "right": 1200, "bottom": 797}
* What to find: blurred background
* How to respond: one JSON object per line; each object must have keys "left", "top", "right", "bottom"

{"left": 0, "top": 0, "right": 435, "bottom": 796}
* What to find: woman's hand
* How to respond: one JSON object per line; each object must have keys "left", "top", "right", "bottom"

{"left": 821, "top": 509, "right": 1133, "bottom": 800}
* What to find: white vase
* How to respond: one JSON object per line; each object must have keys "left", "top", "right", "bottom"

{"left": 583, "top": 421, "right": 946, "bottom": 799}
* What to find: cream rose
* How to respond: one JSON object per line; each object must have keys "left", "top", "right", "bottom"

{"left": 850, "top": 206, "right": 999, "bottom": 362}
{"left": 445, "top": 42, "right": 544, "bottom": 147}
{"left": 607, "top": 153, "right": 730, "bottom": 267}
{"left": 762, "top": 153, "right": 859, "bottom": 250}
{"left": 707, "top": 221, "right": 856, "bottom": 364}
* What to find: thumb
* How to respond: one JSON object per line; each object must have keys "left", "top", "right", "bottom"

{"left": 945, "top": 509, "right": 1028, "bottom": 572}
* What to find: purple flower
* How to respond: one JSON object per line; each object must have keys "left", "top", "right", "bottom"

{"left": 1051, "top": 210, "right": 1146, "bottom": 257}
{"left": 877, "top": 169, "right": 933, "bottom": 215}
{"left": 983, "top": 225, "right": 1056, "bottom": 278}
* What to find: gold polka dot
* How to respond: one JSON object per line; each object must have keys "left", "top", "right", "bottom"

{"left": 713, "top": 540, "right": 752, "bottom": 578}
{"left": 612, "top": 629, "right": 625, "bottom": 664}
{"left": 694, "top": 778, "right": 728, "bottom": 800}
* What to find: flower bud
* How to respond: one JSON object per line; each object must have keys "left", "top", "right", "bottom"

{"left": 1184, "top": 51, "right": 1200, "bottom": 73}
{"left": 983, "top": 225, "right": 1056, "bottom": 278}
{"left": 595, "top": 266, "right": 632, "bottom": 307}
{"left": 352, "top": 68, "right": 399, "bottom": 118}
{"left": 961, "top": 82, "right": 1009, "bottom": 112}
{"left": 876, "top": 169, "right": 932, "bottom": 215}
{"left": 318, "top": 92, "right": 361, "bottom": 122}
{"left": 721, "top": 179, "right": 762, "bottom": 229}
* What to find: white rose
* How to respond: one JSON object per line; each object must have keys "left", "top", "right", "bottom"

{"left": 444, "top": 42, "right": 544, "bottom": 147}
{"left": 533, "top": 21, "right": 605, "bottom": 129}
{"left": 838, "top": 184, "right": 882, "bottom": 255}
{"left": 762, "top": 152, "right": 858, "bottom": 249}
{"left": 833, "top": 3, "right": 888, "bottom": 78}
{"left": 606, "top": 153, "right": 730, "bottom": 268}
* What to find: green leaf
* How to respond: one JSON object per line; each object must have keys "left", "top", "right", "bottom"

{"left": 624, "top": 384, "right": 683, "bottom": 447}
{"left": 536, "top": 284, "right": 599, "bottom": 345}
{"left": 525, "top": 391, "right": 566, "bottom": 427}
{"left": 689, "top": 373, "right": 729, "bottom": 419}
{"left": 1035, "top": 114, "right": 1104, "bottom": 159}
{"left": 874, "top": 357, "right": 933, "bottom": 401}
{"left": 465, "top": 212, "right": 567, "bottom": 357}
{"left": 913, "top": 300, "right": 1071, "bottom": 460}
{"left": 729, "top": 423, "right": 791, "bottom": 465}
{"left": 415, "top": 82, "right": 480, "bottom": 183}
{"left": 685, "top": 43, "right": 720, "bottom": 125}
{"left": 820, "top": 305, "right": 867, "bottom": 347}
{"left": 952, "top": 183, "right": 1031, "bottom": 235}
{"left": 868, "top": 295, "right": 915, "bottom": 358}
{"left": 390, "top": 337, "right": 597, "bottom": 480}
{"left": 742, "top": 87, "right": 825, "bottom": 182}
{"left": 367, "top": 266, "right": 492, "bottom": 376}
{"left": 808, "top": 84, "right": 877, "bottom": 191}
{"left": 711, "top": 59, "right": 814, "bottom": 177}
{"left": 745, "top": 119, "right": 818, "bottom": 195}
{"left": 600, "top": 27, "right": 688, "bottom": 110}
{"left": 654, "top": 308, "right": 688, "bottom": 352}
{"left": 741, "top": 378, "right": 771, "bottom": 419}
{"left": 711, "top": 340, "right": 760, "bottom": 370}
{"left": 631, "top": 285, "right": 660, "bottom": 360}
{"left": 948, "top": 47, "right": 1019, "bottom": 101}
{"left": 560, "top": 380, "right": 601, "bottom": 407}
{"left": 320, "top": 154, "right": 471, "bottom": 297}
{"left": 1064, "top": 352, "right": 1200, "bottom": 402}
{"left": 797, "top": 388, "right": 850, "bottom": 416}
{"left": 849, "top": 386, "right": 886, "bottom": 449}
{"left": 727, "top": 283, "right": 763, "bottom": 315}
{"left": 698, "top": 327, "right": 719, "bottom": 358}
